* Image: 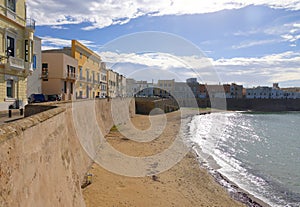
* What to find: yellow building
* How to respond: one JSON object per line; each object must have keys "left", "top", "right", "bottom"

{"left": 70, "top": 40, "right": 102, "bottom": 99}
{"left": 0, "top": 0, "right": 35, "bottom": 110}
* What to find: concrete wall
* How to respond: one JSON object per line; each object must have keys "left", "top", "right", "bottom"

{"left": 0, "top": 98, "right": 135, "bottom": 207}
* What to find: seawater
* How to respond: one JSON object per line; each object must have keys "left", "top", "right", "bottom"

{"left": 188, "top": 111, "right": 300, "bottom": 207}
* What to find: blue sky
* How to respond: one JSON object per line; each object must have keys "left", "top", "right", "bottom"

{"left": 28, "top": 0, "right": 300, "bottom": 87}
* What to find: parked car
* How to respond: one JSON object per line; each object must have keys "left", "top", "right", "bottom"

{"left": 28, "top": 94, "right": 46, "bottom": 104}
{"left": 45, "top": 94, "right": 61, "bottom": 102}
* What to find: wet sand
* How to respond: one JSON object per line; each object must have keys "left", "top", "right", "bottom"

{"left": 83, "top": 111, "right": 246, "bottom": 207}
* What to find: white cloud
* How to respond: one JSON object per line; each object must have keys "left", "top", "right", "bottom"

{"left": 232, "top": 39, "right": 280, "bottom": 49}
{"left": 51, "top": 25, "right": 68, "bottom": 30}
{"left": 40, "top": 36, "right": 96, "bottom": 50}
{"left": 27, "top": 0, "right": 300, "bottom": 30}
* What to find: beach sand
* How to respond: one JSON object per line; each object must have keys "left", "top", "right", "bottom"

{"left": 83, "top": 111, "right": 245, "bottom": 207}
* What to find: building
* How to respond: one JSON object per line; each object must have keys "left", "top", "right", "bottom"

{"left": 246, "top": 87, "right": 272, "bottom": 99}
{"left": 107, "top": 69, "right": 117, "bottom": 98}
{"left": 0, "top": 0, "right": 35, "bottom": 110}
{"left": 117, "top": 74, "right": 126, "bottom": 97}
{"left": 41, "top": 50, "right": 77, "bottom": 100}
{"left": 157, "top": 79, "right": 175, "bottom": 97}
{"left": 186, "top": 78, "right": 200, "bottom": 98}
{"left": 70, "top": 40, "right": 102, "bottom": 99}
{"left": 100, "top": 62, "right": 107, "bottom": 97}
{"left": 200, "top": 83, "right": 243, "bottom": 99}
{"left": 229, "top": 83, "right": 243, "bottom": 99}
{"left": 126, "top": 78, "right": 137, "bottom": 97}
{"left": 27, "top": 36, "right": 42, "bottom": 97}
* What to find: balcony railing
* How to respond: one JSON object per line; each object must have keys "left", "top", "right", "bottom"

{"left": 66, "top": 72, "right": 76, "bottom": 79}
{"left": 78, "top": 76, "right": 86, "bottom": 81}
{"left": 26, "top": 18, "right": 36, "bottom": 30}
{"left": 6, "top": 56, "right": 25, "bottom": 70}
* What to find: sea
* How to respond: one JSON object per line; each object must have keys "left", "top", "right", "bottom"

{"left": 188, "top": 111, "right": 300, "bottom": 207}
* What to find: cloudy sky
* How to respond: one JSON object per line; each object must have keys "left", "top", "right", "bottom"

{"left": 28, "top": 0, "right": 300, "bottom": 87}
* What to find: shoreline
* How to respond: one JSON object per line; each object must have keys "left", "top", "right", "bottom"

{"left": 191, "top": 145, "right": 270, "bottom": 207}
{"left": 186, "top": 109, "right": 271, "bottom": 207}
{"left": 82, "top": 111, "right": 267, "bottom": 207}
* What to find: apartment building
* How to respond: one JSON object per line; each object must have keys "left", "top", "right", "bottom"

{"left": 107, "top": 69, "right": 117, "bottom": 98}
{"left": 41, "top": 51, "right": 77, "bottom": 100}
{"left": 0, "top": 0, "right": 35, "bottom": 110}
{"left": 157, "top": 79, "right": 175, "bottom": 97}
{"left": 100, "top": 62, "right": 107, "bottom": 97}
{"left": 70, "top": 40, "right": 101, "bottom": 99}
{"left": 27, "top": 36, "right": 42, "bottom": 97}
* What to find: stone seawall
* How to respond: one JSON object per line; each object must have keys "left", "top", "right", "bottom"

{"left": 0, "top": 98, "right": 135, "bottom": 207}
{"left": 135, "top": 97, "right": 179, "bottom": 115}
{"left": 225, "top": 98, "right": 300, "bottom": 111}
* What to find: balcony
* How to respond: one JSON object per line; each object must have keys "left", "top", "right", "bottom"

{"left": 26, "top": 18, "right": 36, "bottom": 30}
{"left": 77, "top": 75, "right": 86, "bottom": 81}
{"left": 66, "top": 72, "right": 76, "bottom": 80}
{"left": 5, "top": 56, "right": 25, "bottom": 71}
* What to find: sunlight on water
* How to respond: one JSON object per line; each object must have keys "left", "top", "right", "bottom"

{"left": 189, "top": 112, "right": 300, "bottom": 207}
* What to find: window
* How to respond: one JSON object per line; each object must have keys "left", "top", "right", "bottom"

{"left": 7, "top": 0, "right": 16, "bottom": 12}
{"left": 6, "top": 80, "right": 14, "bottom": 98}
{"left": 33, "top": 55, "right": 37, "bottom": 70}
{"left": 25, "top": 40, "right": 29, "bottom": 62}
{"left": 70, "top": 82, "right": 73, "bottom": 94}
{"left": 86, "top": 70, "right": 89, "bottom": 81}
{"left": 7, "top": 36, "right": 15, "bottom": 57}
{"left": 42, "top": 63, "right": 48, "bottom": 81}
{"left": 79, "top": 66, "right": 83, "bottom": 79}
{"left": 64, "top": 81, "right": 67, "bottom": 93}
{"left": 80, "top": 52, "right": 82, "bottom": 59}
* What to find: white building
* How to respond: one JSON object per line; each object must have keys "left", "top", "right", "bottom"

{"left": 246, "top": 87, "right": 272, "bottom": 99}
{"left": 27, "top": 36, "right": 42, "bottom": 98}
{"left": 246, "top": 84, "right": 300, "bottom": 99}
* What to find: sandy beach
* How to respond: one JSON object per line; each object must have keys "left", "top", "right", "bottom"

{"left": 83, "top": 111, "right": 245, "bottom": 207}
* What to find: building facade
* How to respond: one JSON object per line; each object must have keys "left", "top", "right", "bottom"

{"left": 0, "top": 0, "right": 35, "bottom": 109}
{"left": 99, "top": 62, "right": 107, "bottom": 97}
{"left": 107, "top": 69, "right": 117, "bottom": 98}
{"left": 27, "top": 36, "right": 41, "bottom": 97}
{"left": 70, "top": 40, "right": 102, "bottom": 99}
{"left": 41, "top": 51, "right": 77, "bottom": 100}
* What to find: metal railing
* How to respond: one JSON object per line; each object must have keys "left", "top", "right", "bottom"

{"left": 26, "top": 18, "right": 36, "bottom": 30}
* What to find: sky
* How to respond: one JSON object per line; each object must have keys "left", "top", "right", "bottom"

{"left": 28, "top": 0, "right": 300, "bottom": 87}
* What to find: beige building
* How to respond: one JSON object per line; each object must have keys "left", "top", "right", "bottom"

{"left": 107, "top": 69, "right": 117, "bottom": 98}
{"left": 41, "top": 51, "right": 77, "bottom": 101}
{"left": 0, "top": 0, "right": 35, "bottom": 110}
{"left": 157, "top": 79, "right": 175, "bottom": 96}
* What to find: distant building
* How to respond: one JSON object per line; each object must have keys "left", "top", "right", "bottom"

{"left": 246, "top": 83, "right": 300, "bottom": 99}
{"left": 100, "top": 62, "right": 107, "bottom": 98}
{"left": 126, "top": 78, "right": 137, "bottom": 97}
{"left": 107, "top": 69, "right": 117, "bottom": 98}
{"left": 246, "top": 87, "right": 272, "bottom": 99}
{"left": 157, "top": 79, "right": 175, "bottom": 97}
{"left": 186, "top": 78, "right": 200, "bottom": 98}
